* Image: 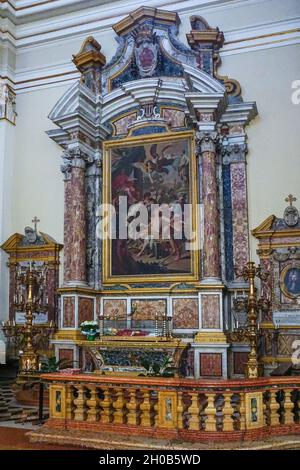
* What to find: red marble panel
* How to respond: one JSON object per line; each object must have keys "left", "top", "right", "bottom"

{"left": 201, "top": 294, "right": 220, "bottom": 329}
{"left": 162, "top": 108, "right": 185, "bottom": 128}
{"left": 78, "top": 297, "right": 94, "bottom": 325}
{"left": 200, "top": 353, "right": 222, "bottom": 377}
{"left": 113, "top": 112, "right": 137, "bottom": 135}
{"left": 58, "top": 348, "right": 74, "bottom": 368}
{"left": 63, "top": 297, "right": 75, "bottom": 327}
{"left": 233, "top": 352, "right": 248, "bottom": 375}
{"left": 172, "top": 298, "right": 199, "bottom": 329}
{"left": 231, "top": 162, "right": 249, "bottom": 276}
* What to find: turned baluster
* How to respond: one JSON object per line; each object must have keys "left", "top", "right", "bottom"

{"left": 269, "top": 390, "right": 280, "bottom": 426}
{"left": 113, "top": 388, "right": 127, "bottom": 424}
{"left": 222, "top": 393, "right": 234, "bottom": 431}
{"left": 237, "top": 393, "right": 246, "bottom": 430}
{"left": 296, "top": 391, "right": 300, "bottom": 423}
{"left": 263, "top": 393, "right": 268, "bottom": 426}
{"left": 86, "top": 385, "right": 100, "bottom": 422}
{"left": 66, "top": 385, "right": 75, "bottom": 420}
{"left": 177, "top": 392, "right": 187, "bottom": 430}
{"left": 283, "top": 389, "right": 295, "bottom": 425}
{"left": 140, "top": 389, "right": 154, "bottom": 427}
{"left": 205, "top": 393, "right": 217, "bottom": 432}
{"left": 73, "top": 385, "right": 87, "bottom": 421}
{"left": 101, "top": 387, "right": 113, "bottom": 424}
{"left": 126, "top": 389, "right": 140, "bottom": 426}
{"left": 152, "top": 392, "right": 158, "bottom": 426}
{"left": 188, "top": 392, "right": 201, "bottom": 430}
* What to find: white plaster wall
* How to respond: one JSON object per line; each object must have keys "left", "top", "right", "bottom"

{"left": 12, "top": 86, "right": 67, "bottom": 239}
{"left": 218, "top": 44, "right": 300, "bottom": 261}
{"left": 0, "top": 121, "right": 16, "bottom": 327}
{"left": 0, "top": 87, "right": 67, "bottom": 323}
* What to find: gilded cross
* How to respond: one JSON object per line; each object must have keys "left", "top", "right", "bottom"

{"left": 31, "top": 216, "right": 40, "bottom": 232}
{"left": 285, "top": 194, "right": 297, "bottom": 206}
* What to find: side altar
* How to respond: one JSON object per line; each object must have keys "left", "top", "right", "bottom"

{"left": 48, "top": 7, "right": 258, "bottom": 379}
{"left": 253, "top": 195, "right": 300, "bottom": 374}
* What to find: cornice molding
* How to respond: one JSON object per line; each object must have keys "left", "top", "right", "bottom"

{"left": 0, "top": 0, "right": 260, "bottom": 21}
{"left": 1, "top": 1, "right": 299, "bottom": 92}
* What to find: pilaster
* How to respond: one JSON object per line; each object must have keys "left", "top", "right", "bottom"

{"left": 0, "top": 79, "right": 17, "bottom": 328}
{"left": 222, "top": 132, "right": 249, "bottom": 283}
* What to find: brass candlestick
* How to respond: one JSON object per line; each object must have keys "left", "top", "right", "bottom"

{"left": 13, "top": 262, "right": 48, "bottom": 374}
{"left": 227, "top": 261, "right": 270, "bottom": 379}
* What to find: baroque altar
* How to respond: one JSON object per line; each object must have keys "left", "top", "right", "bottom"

{"left": 47, "top": 7, "right": 258, "bottom": 378}
{"left": 1, "top": 222, "right": 62, "bottom": 359}
{"left": 253, "top": 195, "right": 300, "bottom": 374}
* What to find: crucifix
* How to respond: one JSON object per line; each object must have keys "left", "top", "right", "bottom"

{"left": 285, "top": 194, "right": 297, "bottom": 207}
{"left": 32, "top": 216, "right": 40, "bottom": 233}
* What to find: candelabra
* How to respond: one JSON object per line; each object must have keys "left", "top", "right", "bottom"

{"left": 13, "top": 262, "right": 48, "bottom": 374}
{"left": 227, "top": 261, "right": 270, "bottom": 379}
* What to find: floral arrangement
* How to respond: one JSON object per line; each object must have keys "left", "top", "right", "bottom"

{"left": 80, "top": 320, "right": 99, "bottom": 340}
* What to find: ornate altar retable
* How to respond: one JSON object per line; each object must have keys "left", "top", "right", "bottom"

{"left": 47, "top": 6, "right": 258, "bottom": 380}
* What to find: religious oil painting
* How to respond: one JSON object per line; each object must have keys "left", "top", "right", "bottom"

{"left": 281, "top": 265, "right": 300, "bottom": 298}
{"left": 102, "top": 132, "right": 199, "bottom": 283}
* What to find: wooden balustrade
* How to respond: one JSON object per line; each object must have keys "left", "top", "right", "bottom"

{"left": 44, "top": 374, "right": 300, "bottom": 442}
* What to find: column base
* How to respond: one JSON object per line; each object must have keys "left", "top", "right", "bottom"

{"left": 62, "top": 280, "right": 89, "bottom": 288}
{"left": 199, "top": 277, "right": 222, "bottom": 286}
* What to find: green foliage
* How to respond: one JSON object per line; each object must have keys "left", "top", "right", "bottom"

{"left": 139, "top": 356, "right": 177, "bottom": 377}
{"left": 41, "top": 355, "right": 73, "bottom": 372}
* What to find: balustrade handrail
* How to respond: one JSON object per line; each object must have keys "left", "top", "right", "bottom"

{"left": 41, "top": 372, "right": 300, "bottom": 391}
{"left": 41, "top": 372, "right": 300, "bottom": 443}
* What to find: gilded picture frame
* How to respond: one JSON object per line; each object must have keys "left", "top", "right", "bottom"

{"left": 102, "top": 131, "right": 199, "bottom": 285}
{"left": 280, "top": 263, "right": 300, "bottom": 299}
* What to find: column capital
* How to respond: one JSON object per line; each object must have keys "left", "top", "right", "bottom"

{"left": 196, "top": 131, "right": 219, "bottom": 154}
{"left": 221, "top": 138, "right": 248, "bottom": 165}
{"left": 60, "top": 146, "right": 102, "bottom": 177}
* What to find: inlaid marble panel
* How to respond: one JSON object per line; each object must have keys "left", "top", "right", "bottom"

{"left": 103, "top": 299, "right": 127, "bottom": 319}
{"left": 231, "top": 162, "right": 249, "bottom": 274}
{"left": 172, "top": 298, "right": 199, "bottom": 329}
{"left": 113, "top": 112, "right": 137, "bottom": 135}
{"left": 131, "top": 299, "right": 166, "bottom": 320}
{"left": 162, "top": 108, "right": 185, "bottom": 128}
{"left": 200, "top": 353, "right": 222, "bottom": 377}
{"left": 78, "top": 297, "right": 94, "bottom": 325}
{"left": 62, "top": 297, "right": 75, "bottom": 328}
{"left": 58, "top": 348, "right": 74, "bottom": 367}
{"left": 201, "top": 294, "right": 220, "bottom": 329}
{"left": 233, "top": 352, "right": 248, "bottom": 375}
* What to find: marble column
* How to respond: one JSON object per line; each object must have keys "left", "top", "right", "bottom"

{"left": 62, "top": 166, "right": 72, "bottom": 284}
{"left": 198, "top": 132, "right": 221, "bottom": 281}
{"left": 46, "top": 260, "right": 60, "bottom": 323}
{"left": 61, "top": 148, "right": 87, "bottom": 286}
